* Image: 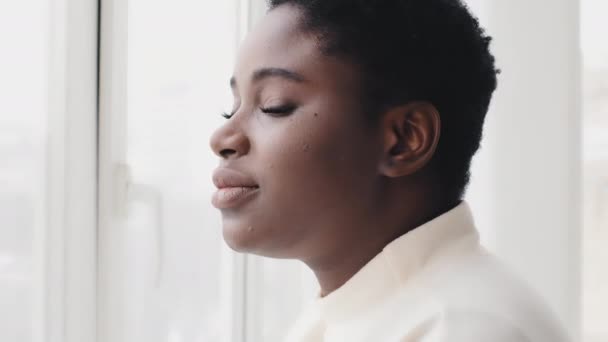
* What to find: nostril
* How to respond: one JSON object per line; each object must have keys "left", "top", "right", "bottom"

{"left": 220, "top": 148, "right": 236, "bottom": 158}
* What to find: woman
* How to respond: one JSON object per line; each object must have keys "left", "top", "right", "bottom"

{"left": 209, "top": 0, "right": 569, "bottom": 340}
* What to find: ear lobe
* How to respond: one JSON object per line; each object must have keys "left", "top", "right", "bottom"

{"left": 379, "top": 102, "right": 441, "bottom": 178}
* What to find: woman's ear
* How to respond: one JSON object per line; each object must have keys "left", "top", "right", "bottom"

{"left": 378, "top": 102, "right": 441, "bottom": 178}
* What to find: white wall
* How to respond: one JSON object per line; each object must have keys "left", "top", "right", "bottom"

{"left": 466, "top": 0, "right": 581, "bottom": 338}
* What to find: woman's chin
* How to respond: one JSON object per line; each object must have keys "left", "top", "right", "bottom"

{"left": 221, "top": 221, "right": 259, "bottom": 253}
{"left": 221, "top": 221, "right": 298, "bottom": 259}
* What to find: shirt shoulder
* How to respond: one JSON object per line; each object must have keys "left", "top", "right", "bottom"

{"left": 392, "top": 308, "right": 566, "bottom": 342}
{"left": 431, "top": 310, "right": 531, "bottom": 342}
{"left": 380, "top": 308, "right": 531, "bottom": 342}
{"left": 405, "top": 247, "right": 571, "bottom": 342}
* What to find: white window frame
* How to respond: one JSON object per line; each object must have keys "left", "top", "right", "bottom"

{"left": 46, "top": 0, "right": 99, "bottom": 341}
{"left": 96, "top": 0, "right": 127, "bottom": 339}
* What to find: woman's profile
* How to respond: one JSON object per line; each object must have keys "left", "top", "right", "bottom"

{"left": 209, "top": 0, "right": 570, "bottom": 340}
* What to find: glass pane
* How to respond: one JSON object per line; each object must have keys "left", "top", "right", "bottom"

{"left": 581, "top": 1, "right": 608, "bottom": 341}
{"left": 124, "top": 0, "right": 237, "bottom": 341}
{"left": 0, "top": 1, "right": 49, "bottom": 342}
{"left": 257, "top": 258, "right": 318, "bottom": 342}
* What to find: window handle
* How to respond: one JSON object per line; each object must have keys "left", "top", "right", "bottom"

{"left": 114, "top": 163, "right": 164, "bottom": 287}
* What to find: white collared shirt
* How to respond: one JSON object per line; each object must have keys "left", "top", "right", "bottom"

{"left": 283, "top": 201, "right": 570, "bottom": 341}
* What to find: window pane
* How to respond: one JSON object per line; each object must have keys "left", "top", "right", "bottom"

{"left": 581, "top": 1, "right": 608, "bottom": 341}
{"left": 123, "top": 0, "right": 236, "bottom": 341}
{"left": 258, "top": 258, "right": 318, "bottom": 342}
{"left": 0, "top": 1, "right": 49, "bottom": 342}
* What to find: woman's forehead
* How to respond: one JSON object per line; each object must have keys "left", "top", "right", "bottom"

{"left": 233, "top": 6, "right": 321, "bottom": 82}
{"left": 231, "top": 6, "right": 362, "bottom": 97}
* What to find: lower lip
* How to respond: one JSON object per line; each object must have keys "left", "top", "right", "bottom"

{"left": 211, "top": 187, "right": 260, "bottom": 209}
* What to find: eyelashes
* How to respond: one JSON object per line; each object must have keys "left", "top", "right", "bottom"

{"left": 220, "top": 104, "right": 297, "bottom": 119}
{"left": 261, "top": 104, "right": 297, "bottom": 116}
{"left": 221, "top": 111, "right": 235, "bottom": 119}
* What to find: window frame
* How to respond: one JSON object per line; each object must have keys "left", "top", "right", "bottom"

{"left": 46, "top": 0, "right": 99, "bottom": 341}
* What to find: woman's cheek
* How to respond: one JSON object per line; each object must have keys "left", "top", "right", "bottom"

{"left": 256, "top": 107, "right": 348, "bottom": 195}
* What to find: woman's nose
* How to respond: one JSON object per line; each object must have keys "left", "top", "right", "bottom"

{"left": 209, "top": 122, "right": 251, "bottom": 159}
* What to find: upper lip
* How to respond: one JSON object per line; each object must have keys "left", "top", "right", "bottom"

{"left": 212, "top": 167, "right": 259, "bottom": 189}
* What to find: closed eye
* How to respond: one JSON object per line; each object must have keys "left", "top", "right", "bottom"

{"left": 221, "top": 104, "right": 297, "bottom": 119}
{"left": 260, "top": 104, "right": 297, "bottom": 116}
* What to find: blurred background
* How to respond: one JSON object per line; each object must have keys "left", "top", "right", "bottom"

{"left": 0, "top": 0, "right": 605, "bottom": 341}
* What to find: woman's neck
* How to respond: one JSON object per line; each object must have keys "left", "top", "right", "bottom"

{"left": 305, "top": 195, "right": 460, "bottom": 298}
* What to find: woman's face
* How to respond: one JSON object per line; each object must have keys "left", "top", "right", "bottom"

{"left": 210, "top": 4, "right": 384, "bottom": 260}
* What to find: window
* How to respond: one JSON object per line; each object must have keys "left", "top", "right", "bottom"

{"left": 581, "top": 1, "right": 608, "bottom": 341}
{"left": 0, "top": 3, "right": 49, "bottom": 340}
{"left": 98, "top": 0, "right": 242, "bottom": 341}
{"left": 0, "top": 1, "right": 98, "bottom": 342}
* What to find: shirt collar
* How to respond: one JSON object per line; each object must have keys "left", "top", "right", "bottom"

{"left": 315, "top": 201, "right": 480, "bottom": 326}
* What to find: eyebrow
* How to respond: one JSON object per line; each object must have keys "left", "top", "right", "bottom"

{"left": 230, "top": 67, "right": 307, "bottom": 89}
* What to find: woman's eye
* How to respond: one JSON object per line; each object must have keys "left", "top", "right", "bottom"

{"left": 260, "top": 104, "right": 297, "bottom": 116}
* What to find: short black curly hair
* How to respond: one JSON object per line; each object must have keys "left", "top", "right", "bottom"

{"left": 268, "top": 0, "right": 499, "bottom": 200}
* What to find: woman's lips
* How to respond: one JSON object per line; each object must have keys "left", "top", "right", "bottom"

{"left": 211, "top": 167, "right": 259, "bottom": 209}
{"left": 211, "top": 186, "right": 259, "bottom": 209}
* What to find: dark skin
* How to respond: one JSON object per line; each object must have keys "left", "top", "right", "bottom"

{"left": 210, "top": 4, "right": 456, "bottom": 297}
